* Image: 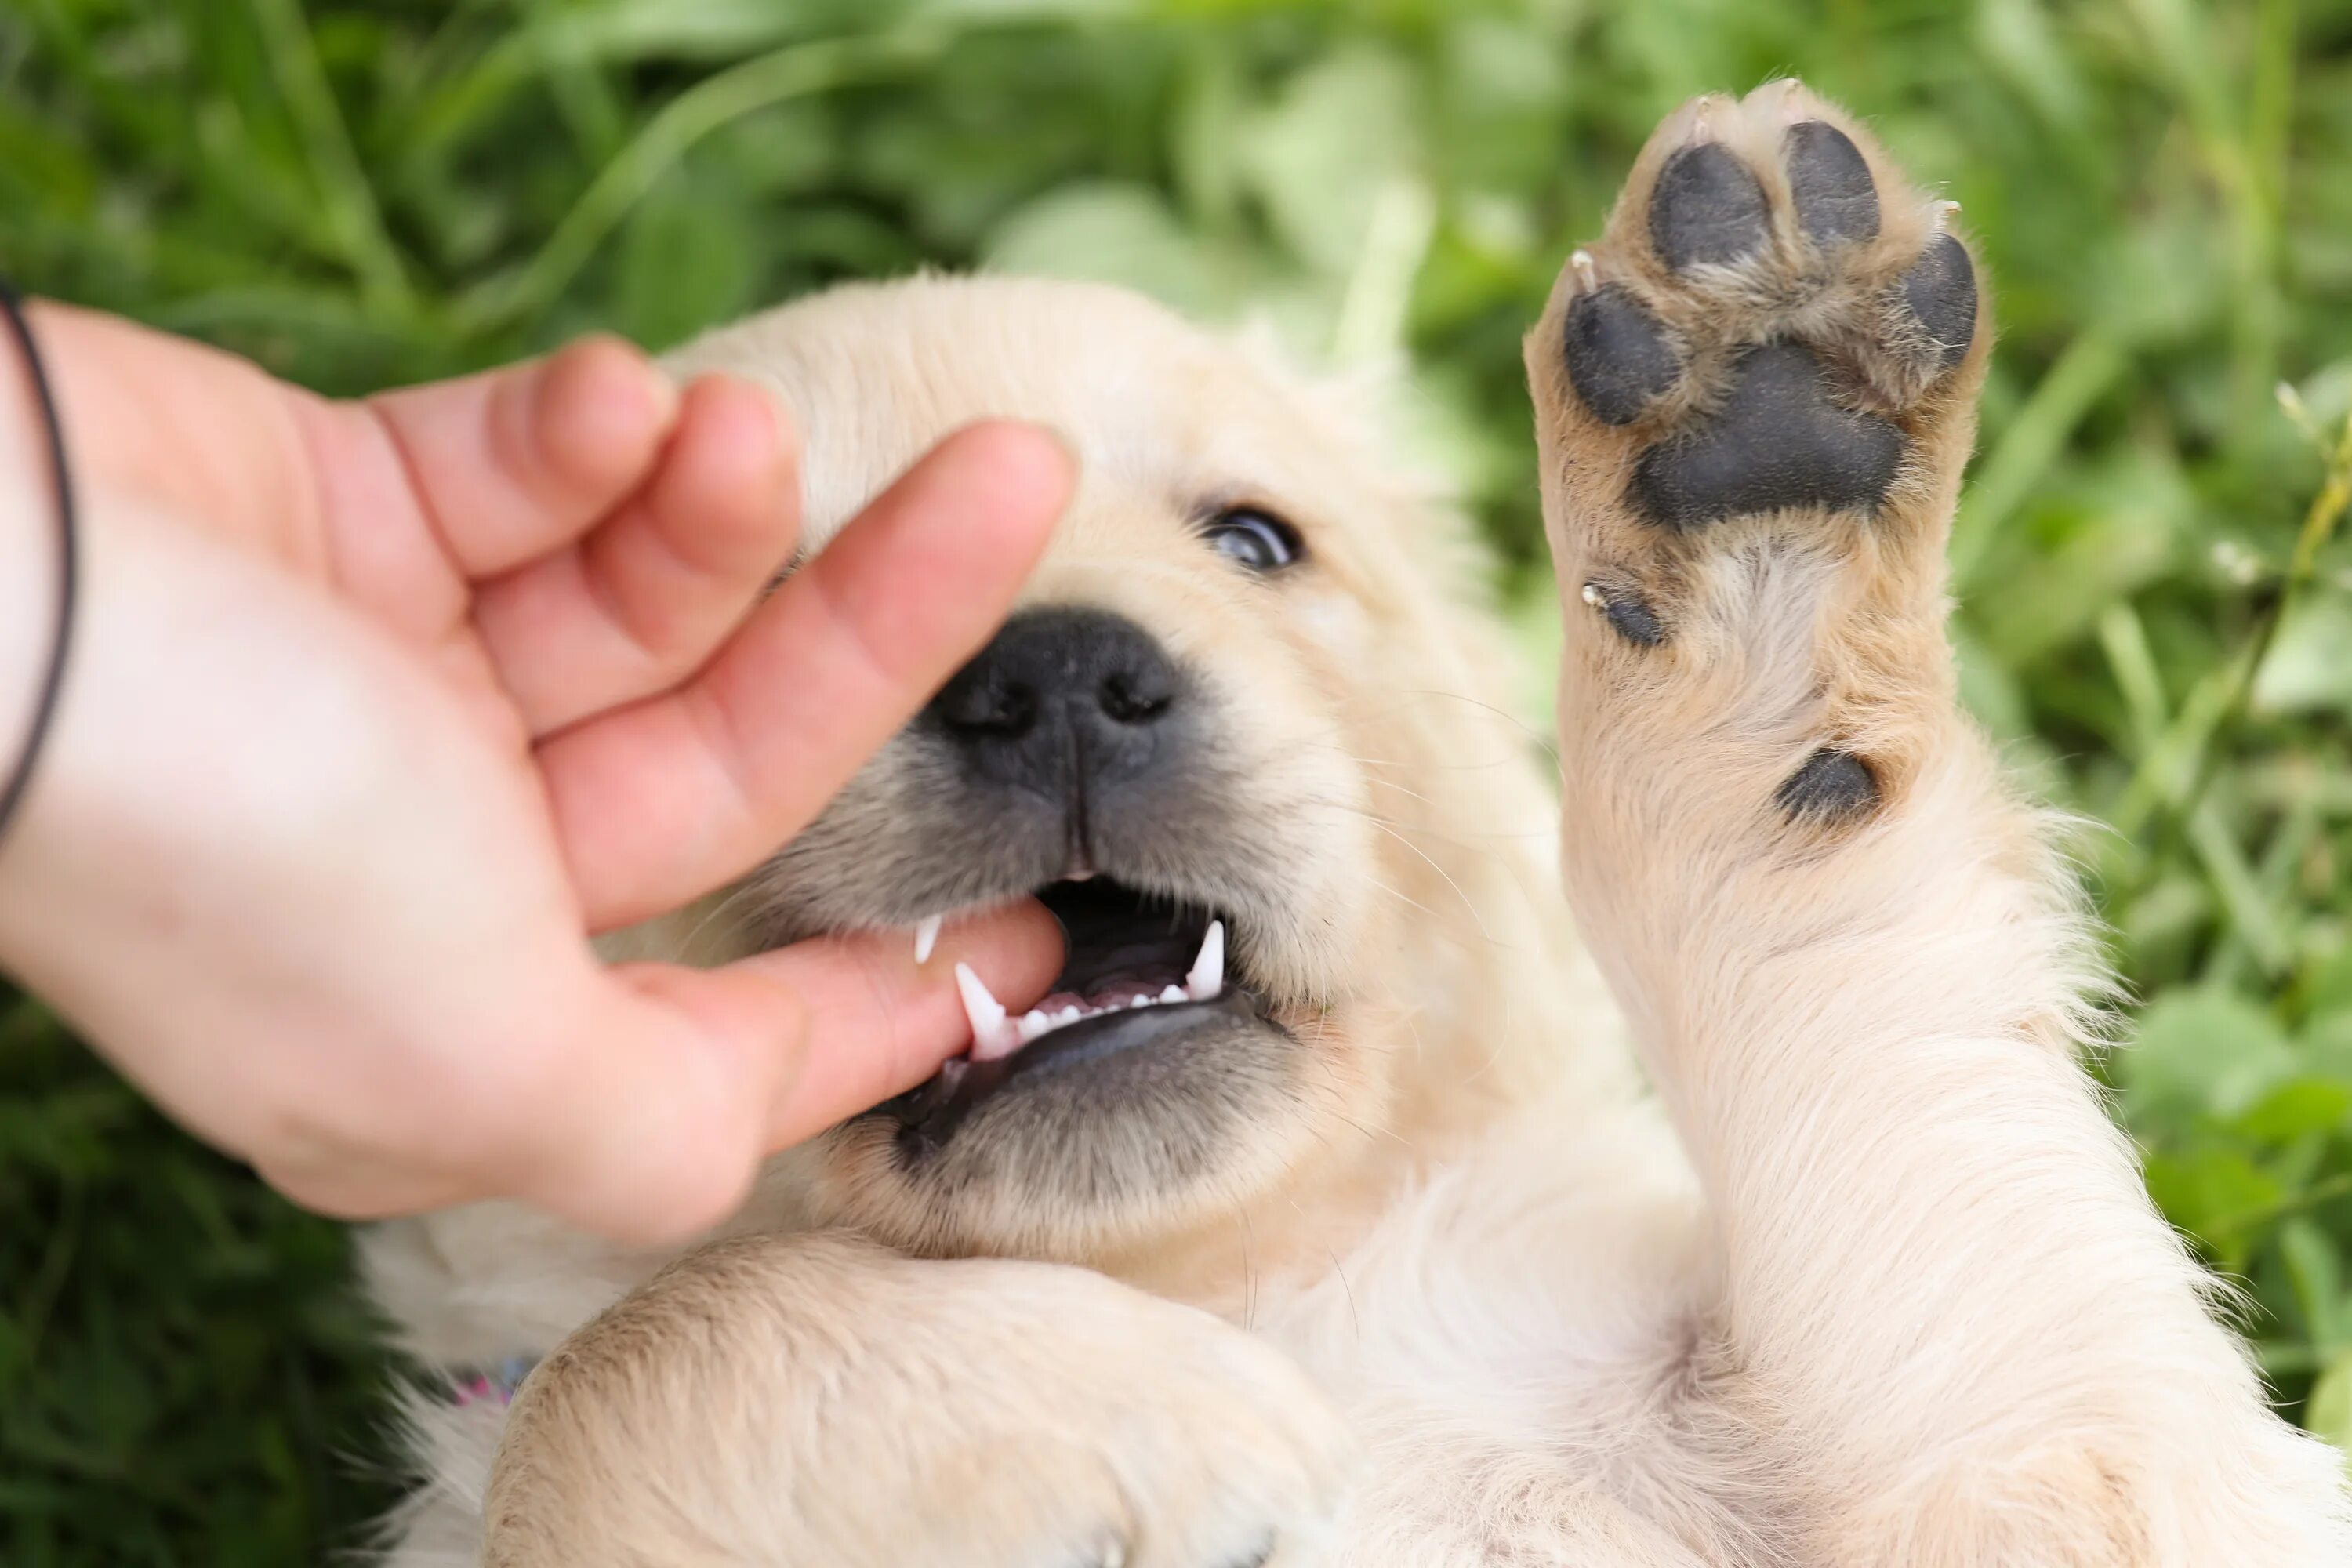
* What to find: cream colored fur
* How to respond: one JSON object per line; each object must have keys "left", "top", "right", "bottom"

{"left": 364, "top": 85, "right": 2351, "bottom": 1568}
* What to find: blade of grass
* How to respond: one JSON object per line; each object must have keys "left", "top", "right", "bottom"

{"left": 1330, "top": 176, "right": 1435, "bottom": 366}
{"left": 2191, "top": 798, "right": 2292, "bottom": 982}
{"left": 1951, "top": 324, "right": 2128, "bottom": 589}
{"left": 2114, "top": 403, "right": 2352, "bottom": 844}
{"left": 2172, "top": 406, "right": 2352, "bottom": 818}
{"left": 454, "top": 27, "right": 956, "bottom": 332}
{"left": 249, "top": 0, "right": 412, "bottom": 313}
{"left": 2098, "top": 599, "right": 2169, "bottom": 755}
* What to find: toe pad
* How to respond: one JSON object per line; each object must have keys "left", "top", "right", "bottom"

{"left": 1563, "top": 286, "right": 1682, "bottom": 426}
{"left": 1650, "top": 143, "right": 1769, "bottom": 270}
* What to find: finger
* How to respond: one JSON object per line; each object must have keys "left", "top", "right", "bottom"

{"left": 512, "top": 900, "right": 1063, "bottom": 1243}
{"left": 539, "top": 420, "right": 1075, "bottom": 932}
{"left": 252, "top": 1155, "right": 472, "bottom": 1225}
{"left": 365, "top": 335, "right": 681, "bottom": 579}
{"left": 728, "top": 899, "right": 1067, "bottom": 1155}
{"left": 471, "top": 375, "right": 800, "bottom": 736}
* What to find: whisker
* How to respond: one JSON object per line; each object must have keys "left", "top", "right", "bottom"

{"left": 1363, "top": 818, "right": 1507, "bottom": 949}
{"left": 678, "top": 877, "right": 769, "bottom": 955}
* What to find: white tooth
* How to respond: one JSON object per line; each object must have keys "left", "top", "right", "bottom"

{"left": 1058, "top": 1005, "right": 1082, "bottom": 1025}
{"left": 956, "top": 964, "right": 1021, "bottom": 1061}
{"left": 1018, "top": 1009, "right": 1052, "bottom": 1044}
{"left": 913, "top": 915, "right": 942, "bottom": 964}
{"left": 1185, "top": 920, "right": 1225, "bottom": 1001}
{"left": 1160, "top": 985, "right": 1186, "bottom": 1004}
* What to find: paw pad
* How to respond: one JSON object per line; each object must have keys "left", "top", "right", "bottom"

{"left": 1562, "top": 285, "right": 1681, "bottom": 427}
{"left": 1898, "top": 233, "right": 1978, "bottom": 370}
{"left": 1628, "top": 343, "right": 1902, "bottom": 532}
{"left": 1776, "top": 749, "right": 1878, "bottom": 822}
{"left": 1580, "top": 581, "right": 1666, "bottom": 646}
{"left": 1650, "top": 143, "right": 1769, "bottom": 270}
{"left": 1784, "top": 121, "right": 1878, "bottom": 245}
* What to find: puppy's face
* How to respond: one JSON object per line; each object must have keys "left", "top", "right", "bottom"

{"left": 665, "top": 278, "right": 1557, "bottom": 1261}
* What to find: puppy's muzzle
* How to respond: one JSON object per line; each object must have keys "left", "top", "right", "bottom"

{"left": 923, "top": 607, "right": 1190, "bottom": 863}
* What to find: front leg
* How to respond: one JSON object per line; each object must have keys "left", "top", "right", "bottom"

{"left": 1526, "top": 82, "right": 2350, "bottom": 1563}
{"left": 478, "top": 1232, "right": 1352, "bottom": 1567}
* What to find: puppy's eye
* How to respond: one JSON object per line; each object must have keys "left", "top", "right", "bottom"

{"left": 1200, "top": 507, "right": 1305, "bottom": 572}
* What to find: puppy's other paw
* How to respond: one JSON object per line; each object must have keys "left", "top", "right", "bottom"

{"left": 482, "top": 1235, "right": 1351, "bottom": 1568}
{"left": 1526, "top": 81, "right": 1986, "bottom": 844}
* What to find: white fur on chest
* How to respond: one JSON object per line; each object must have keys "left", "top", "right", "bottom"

{"left": 1259, "top": 1097, "right": 1719, "bottom": 1566}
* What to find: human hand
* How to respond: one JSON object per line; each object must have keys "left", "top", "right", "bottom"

{"left": 0, "top": 304, "right": 1070, "bottom": 1243}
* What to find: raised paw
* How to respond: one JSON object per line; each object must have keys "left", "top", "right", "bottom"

{"left": 1526, "top": 80, "right": 1987, "bottom": 834}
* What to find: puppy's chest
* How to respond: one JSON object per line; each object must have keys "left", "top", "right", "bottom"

{"left": 1254, "top": 1103, "right": 1713, "bottom": 1561}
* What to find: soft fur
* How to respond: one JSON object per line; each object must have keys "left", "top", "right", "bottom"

{"left": 364, "top": 85, "right": 2352, "bottom": 1566}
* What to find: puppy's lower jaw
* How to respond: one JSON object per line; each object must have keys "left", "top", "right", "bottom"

{"left": 882, "top": 984, "right": 1277, "bottom": 1158}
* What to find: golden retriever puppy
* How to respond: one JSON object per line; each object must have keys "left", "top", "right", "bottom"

{"left": 364, "top": 84, "right": 2351, "bottom": 1566}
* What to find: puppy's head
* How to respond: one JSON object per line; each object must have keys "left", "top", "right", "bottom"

{"left": 662, "top": 277, "right": 1573, "bottom": 1261}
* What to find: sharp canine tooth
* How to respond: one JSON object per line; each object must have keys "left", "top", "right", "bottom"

{"left": 913, "top": 915, "right": 942, "bottom": 964}
{"left": 1185, "top": 920, "right": 1225, "bottom": 1001}
{"left": 956, "top": 964, "right": 1021, "bottom": 1061}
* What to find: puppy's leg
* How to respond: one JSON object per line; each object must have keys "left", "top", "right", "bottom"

{"left": 1526, "top": 82, "right": 2351, "bottom": 1564}
{"left": 479, "top": 1232, "right": 1352, "bottom": 1568}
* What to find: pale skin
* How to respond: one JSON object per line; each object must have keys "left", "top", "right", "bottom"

{"left": 0, "top": 303, "right": 1071, "bottom": 1244}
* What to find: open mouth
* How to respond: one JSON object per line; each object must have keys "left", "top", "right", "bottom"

{"left": 879, "top": 879, "right": 1271, "bottom": 1153}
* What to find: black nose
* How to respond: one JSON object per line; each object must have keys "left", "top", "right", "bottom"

{"left": 926, "top": 608, "right": 1183, "bottom": 801}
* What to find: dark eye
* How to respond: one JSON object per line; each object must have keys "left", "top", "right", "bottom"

{"left": 1200, "top": 507, "right": 1305, "bottom": 572}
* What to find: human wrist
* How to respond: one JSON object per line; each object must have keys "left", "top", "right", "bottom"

{"left": 0, "top": 289, "right": 74, "bottom": 856}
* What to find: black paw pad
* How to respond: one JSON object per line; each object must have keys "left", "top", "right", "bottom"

{"left": 1899, "top": 233, "right": 1977, "bottom": 370}
{"left": 1628, "top": 342, "right": 1903, "bottom": 531}
{"left": 1650, "top": 143, "right": 1768, "bottom": 270}
{"left": 1784, "top": 121, "right": 1878, "bottom": 245}
{"left": 1777, "top": 749, "right": 1878, "bottom": 822}
{"left": 1581, "top": 582, "right": 1665, "bottom": 646}
{"left": 1218, "top": 1537, "right": 1276, "bottom": 1568}
{"left": 1563, "top": 285, "right": 1681, "bottom": 426}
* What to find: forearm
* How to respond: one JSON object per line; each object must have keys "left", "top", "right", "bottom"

{"left": 1592, "top": 730, "right": 2282, "bottom": 1504}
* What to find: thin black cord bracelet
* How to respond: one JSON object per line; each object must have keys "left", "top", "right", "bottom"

{"left": 0, "top": 275, "right": 77, "bottom": 845}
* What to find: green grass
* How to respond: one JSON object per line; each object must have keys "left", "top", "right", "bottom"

{"left": 7, "top": 0, "right": 2352, "bottom": 1559}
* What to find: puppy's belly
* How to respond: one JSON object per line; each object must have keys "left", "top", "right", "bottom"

{"left": 1259, "top": 1094, "right": 1717, "bottom": 1564}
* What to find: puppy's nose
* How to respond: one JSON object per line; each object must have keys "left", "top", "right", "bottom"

{"left": 927, "top": 608, "right": 1181, "bottom": 797}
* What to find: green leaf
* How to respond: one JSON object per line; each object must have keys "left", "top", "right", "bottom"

{"left": 2307, "top": 1348, "right": 2352, "bottom": 1457}
{"left": 2119, "top": 986, "right": 2299, "bottom": 1134}
{"left": 612, "top": 171, "right": 758, "bottom": 350}
{"left": 1236, "top": 45, "right": 1421, "bottom": 277}
{"left": 2143, "top": 1146, "right": 2284, "bottom": 1249}
{"left": 2230, "top": 1078, "right": 2352, "bottom": 1145}
{"left": 2282, "top": 1218, "right": 2348, "bottom": 1350}
{"left": 983, "top": 180, "right": 1271, "bottom": 318}
{"left": 2255, "top": 597, "right": 2352, "bottom": 717}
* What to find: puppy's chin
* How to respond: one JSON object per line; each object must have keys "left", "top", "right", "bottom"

{"left": 805, "top": 1000, "right": 1359, "bottom": 1261}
